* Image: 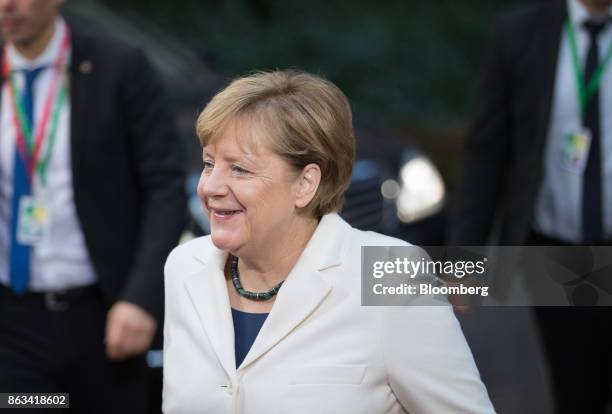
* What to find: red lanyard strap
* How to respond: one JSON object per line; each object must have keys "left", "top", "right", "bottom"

{"left": 2, "top": 22, "right": 70, "bottom": 182}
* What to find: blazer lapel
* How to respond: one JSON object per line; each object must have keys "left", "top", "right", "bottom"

{"left": 184, "top": 246, "right": 236, "bottom": 378}
{"left": 534, "top": 1, "right": 566, "bottom": 159}
{"left": 68, "top": 28, "right": 94, "bottom": 195}
{"left": 239, "top": 214, "right": 349, "bottom": 370}
{"left": 521, "top": 0, "right": 566, "bottom": 235}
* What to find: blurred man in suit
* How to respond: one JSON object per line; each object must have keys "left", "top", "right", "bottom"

{"left": 0, "top": 0, "right": 185, "bottom": 412}
{"left": 451, "top": 0, "right": 612, "bottom": 412}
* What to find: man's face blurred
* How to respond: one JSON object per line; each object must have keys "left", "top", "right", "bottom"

{"left": 584, "top": 0, "right": 612, "bottom": 9}
{"left": 0, "top": 0, "right": 63, "bottom": 46}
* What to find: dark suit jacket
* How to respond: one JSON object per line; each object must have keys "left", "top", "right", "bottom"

{"left": 0, "top": 25, "right": 186, "bottom": 322}
{"left": 450, "top": 0, "right": 567, "bottom": 245}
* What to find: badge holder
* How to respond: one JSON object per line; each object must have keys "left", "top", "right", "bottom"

{"left": 560, "top": 128, "right": 591, "bottom": 174}
{"left": 16, "top": 195, "right": 49, "bottom": 246}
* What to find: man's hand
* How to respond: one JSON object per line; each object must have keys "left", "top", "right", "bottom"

{"left": 105, "top": 301, "right": 157, "bottom": 361}
{"left": 448, "top": 282, "right": 472, "bottom": 314}
{"left": 449, "top": 294, "right": 472, "bottom": 314}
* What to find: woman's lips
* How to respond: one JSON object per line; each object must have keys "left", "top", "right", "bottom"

{"left": 210, "top": 208, "right": 244, "bottom": 221}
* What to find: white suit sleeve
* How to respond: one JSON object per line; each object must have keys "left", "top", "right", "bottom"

{"left": 381, "top": 305, "right": 496, "bottom": 413}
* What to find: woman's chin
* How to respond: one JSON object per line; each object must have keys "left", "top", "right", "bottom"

{"left": 210, "top": 231, "right": 242, "bottom": 252}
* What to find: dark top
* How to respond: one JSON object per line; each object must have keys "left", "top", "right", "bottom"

{"left": 231, "top": 308, "right": 268, "bottom": 368}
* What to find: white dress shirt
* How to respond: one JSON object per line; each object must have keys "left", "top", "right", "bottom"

{"left": 534, "top": 0, "right": 612, "bottom": 242}
{"left": 0, "top": 18, "right": 97, "bottom": 291}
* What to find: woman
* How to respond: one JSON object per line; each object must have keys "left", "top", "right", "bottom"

{"left": 163, "top": 70, "right": 495, "bottom": 414}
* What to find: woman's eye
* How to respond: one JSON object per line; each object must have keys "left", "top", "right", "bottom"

{"left": 232, "top": 165, "right": 249, "bottom": 175}
{"left": 203, "top": 160, "right": 214, "bottom": 171}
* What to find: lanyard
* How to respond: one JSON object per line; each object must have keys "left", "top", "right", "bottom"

{"left": 2, "top": 23, "right": 70, "bottom": 186}
{"left": 565, "top": 6, "right": 612, "bottom": 116}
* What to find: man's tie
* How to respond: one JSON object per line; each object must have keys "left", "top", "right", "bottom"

{"left": 582, "top": 19, "right": 607, "bottom": 243}
{"left": 9, "top": 67, "right": 44, "bottom": 294}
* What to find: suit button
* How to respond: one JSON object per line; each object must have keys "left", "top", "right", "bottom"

{"left": 223, "top": 384, "right": 233, "bottom": 395}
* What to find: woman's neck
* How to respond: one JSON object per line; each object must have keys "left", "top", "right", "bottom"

{"left": 235, "top": 216, "right": 319, "bottom": 289}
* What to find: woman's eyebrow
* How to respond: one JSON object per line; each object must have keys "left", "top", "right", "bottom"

{"left": 203, "top": 151, "right": 259, "bottom": 166}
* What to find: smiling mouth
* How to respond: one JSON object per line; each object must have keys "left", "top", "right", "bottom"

{"left": 211, "top": 209, "right": 243, "bottom": 217}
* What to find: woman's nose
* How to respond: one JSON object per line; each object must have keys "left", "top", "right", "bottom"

{"left": 198, "top": 166, "right": 229, "bottom": 200}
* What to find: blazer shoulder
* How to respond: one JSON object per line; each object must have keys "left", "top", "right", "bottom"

{"left": 482, "top": 1, "right": 563, "bottom": 70}
{"left": 495, "top": 1, "right": 563, "bottom": 34}
{"left": 349, "top": 227, "right": 412, "bottom": 248}
{"left": 165, "top": 236, "right": 213, "bottom": 279}
{"left": 69, "top": 22, "right": 147, "bottom": 63}
{"left": 345, "top": 228, "right": 432, "bottom": 266}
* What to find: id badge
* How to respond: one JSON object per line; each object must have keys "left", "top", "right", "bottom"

{"left": 560, "top": 129, "right": 591, "bottom": 174}
{"left": 16, "top": 195, "right": 49, "bottom": 245}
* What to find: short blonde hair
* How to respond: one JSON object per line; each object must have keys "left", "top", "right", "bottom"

{"left": 196, "top": 70, "right": 356, "bottom": 217}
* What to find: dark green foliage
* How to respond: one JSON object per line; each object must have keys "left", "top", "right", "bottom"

{"left": 103, "top": 0, "right": 530, "bottom": 126}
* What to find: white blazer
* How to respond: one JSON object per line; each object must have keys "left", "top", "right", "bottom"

{"left": 163, "top": 213, "right": 495, "bottom": 414}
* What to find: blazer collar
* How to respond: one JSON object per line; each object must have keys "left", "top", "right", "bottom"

{"left": 534, "top": 0, "right": 566, "bottom": 140}
{"left": 67, "top": 24, "right": 95, "bottom": 190}
{"left": 524, "top": 0, "right": 567, "bottom": 241}
{"left": 184, "top": 213, "right": 350, "bottom": 377}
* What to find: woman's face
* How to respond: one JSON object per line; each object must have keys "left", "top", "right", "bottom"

{"left": 198, "top": 121, "right": 302, "bottom": 255}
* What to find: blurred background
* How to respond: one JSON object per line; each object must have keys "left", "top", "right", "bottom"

{"left": 63, "top": 1, "right": 553, "bottom": 413}
{"left": 64, "top": 0, "right": 535, "bottom": 245}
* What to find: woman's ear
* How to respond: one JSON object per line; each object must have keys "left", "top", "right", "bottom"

{"left": 295, "top": 163, "right": 321, "bottom": 208}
